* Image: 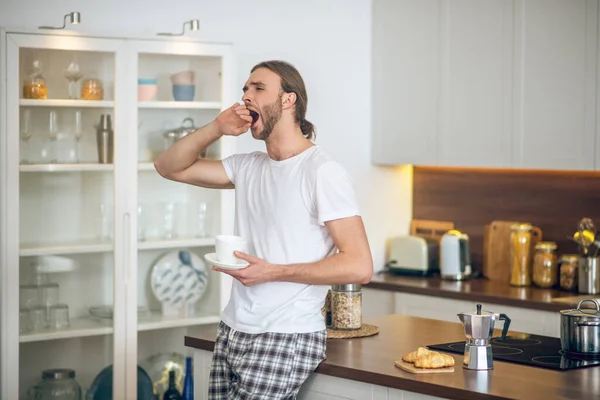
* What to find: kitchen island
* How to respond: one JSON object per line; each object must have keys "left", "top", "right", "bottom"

{"left": 184, "top": 314, "right": 600, "bottom": 400}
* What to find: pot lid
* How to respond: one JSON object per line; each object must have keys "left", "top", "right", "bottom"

{"left": 560, "top": 299, "right": 600, "bottom": 317}
{"left": 163, "top": 117, "right": 196, "bottom": 139}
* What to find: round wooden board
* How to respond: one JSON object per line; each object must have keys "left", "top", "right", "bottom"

{"left": 326, "top": 323, "right": 379, "bottom": 339}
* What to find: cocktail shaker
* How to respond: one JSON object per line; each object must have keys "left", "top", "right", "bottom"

{"left": 96, "top": 114, "right": 113, "bottom": 164}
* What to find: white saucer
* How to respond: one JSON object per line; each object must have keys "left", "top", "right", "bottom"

{"left": 204, "top": 252, "right": 249, "bottom": 270}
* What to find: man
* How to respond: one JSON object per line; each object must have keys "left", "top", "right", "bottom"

{"left": 154, "top": 60, "right": 373, "bottom": 399}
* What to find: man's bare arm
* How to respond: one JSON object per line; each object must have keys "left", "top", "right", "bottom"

{"left": 271, "top": 216, "right": 374, "bottom": 285}
{"left": 153, "top": 103, "right": 252, "bottom": 189}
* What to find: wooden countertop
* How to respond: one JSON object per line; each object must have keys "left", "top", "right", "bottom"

{"left": 365, "top": 273, "right": 587, "bottom": 312}
{"left": 185, "top": 315, "right": 600, "bottom": 400}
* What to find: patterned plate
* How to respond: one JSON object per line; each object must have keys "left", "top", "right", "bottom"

{"left": 150, "top": 250, "right": 208, "bottom": 307}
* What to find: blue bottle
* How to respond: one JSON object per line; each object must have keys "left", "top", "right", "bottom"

{"left": 182, "top": 356, "right": 194, "bottom": 400}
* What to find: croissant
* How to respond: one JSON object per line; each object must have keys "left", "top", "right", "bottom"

{"left": 402, "top": 347, "right": 431, "bottom": 363}
{"left": 414, "top": 351, "right": 455, "bottom": 369}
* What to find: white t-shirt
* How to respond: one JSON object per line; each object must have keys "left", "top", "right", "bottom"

{"left": 220, "top": 145, "right": 360, "bottom": 334}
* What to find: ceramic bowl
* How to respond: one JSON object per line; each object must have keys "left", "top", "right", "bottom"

{"left": 172, "top": 84, "right": 195, "bottom": 101}
{"left": 170, "top": 70, "right": 195, "bottom": 85}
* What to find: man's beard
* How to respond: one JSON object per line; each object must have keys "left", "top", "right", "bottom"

{"left": 252, "top": 96, "right": 282, "bottom": 141}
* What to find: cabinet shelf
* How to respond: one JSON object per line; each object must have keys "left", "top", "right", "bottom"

{"left": 20, "top": 238, "right": 215, "bottom": 256}
{"left": 138, "top": 101, "right": 221, "bottom": 110}
{"left": 20, "top": 99, "right": 114, "bottom": 108}
{"left": 19, "top": 164, "right": 161, "bottom": 172}
{"left": 19, "top": 312, "right": 221, "bottom": 343}
{"left": 20, "top": 242, "right": 113, "bottom": 257}
{"left": 138, "top": 237, "right": 215, "bottom": 250}
{"left": 20, "top": 163, "right": 114, "bottom": 172}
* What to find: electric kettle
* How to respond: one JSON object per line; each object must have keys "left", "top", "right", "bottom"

{"left": 440, "top": 229, "right": 472, "bottom": 280}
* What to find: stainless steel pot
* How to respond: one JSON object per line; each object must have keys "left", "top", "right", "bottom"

{"left": 560, "top": 298, "right": 600, "bottom": 355}
{"left": 163, "top": 117, "right": 207, "bottom": 158}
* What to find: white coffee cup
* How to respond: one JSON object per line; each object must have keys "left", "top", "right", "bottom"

{"left": 215, "top": 235, "right": 247, "bottom": 264}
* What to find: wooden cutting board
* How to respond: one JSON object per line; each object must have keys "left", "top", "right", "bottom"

{"left": 394, "top": 360, "right": 455, "bottom": 374}
{"left": 483, "top": 221, "right": 542, "bottom": 283}
{"left": 410, "top": 219, "right": 455, "bottom": 243}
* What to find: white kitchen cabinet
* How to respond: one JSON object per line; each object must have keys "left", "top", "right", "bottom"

{"left": 372, "top": 0, "right": 600, "bottom": 171}
{"left": 513, "top": 0, "right": 598, "bottom": 171}
{"left": 371, "top": 0, "right": 439, "bottom": 166}
{"left": 0, "top": 30, "right": 236, "bottom": 399}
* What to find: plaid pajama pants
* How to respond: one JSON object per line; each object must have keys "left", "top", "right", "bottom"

{"left": 208, "top": 321, "right": 327, "bottom": 400}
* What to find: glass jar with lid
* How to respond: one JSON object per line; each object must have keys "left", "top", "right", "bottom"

{"left": 331, "top": 284, "right": 362, "bottom": 330}
{"left": 532, "top": 241, "right": 558, "bottom": 288}
{"left": 510, "top": 223, "right": 534, "bottom": 286}
{"left": 27, "top": 369, "right": 82, "bottom": 400}
{"left": 23, "top": 60, "right": 48, "bottom": 99}
{"left": 81, "top": 78, "right": 104, "bottom": 100}
{"left": 559, "top": 254, "right": 579, "bottom": 291}
{"left": 23, "top": 77, "right": 48, "bottom": 99}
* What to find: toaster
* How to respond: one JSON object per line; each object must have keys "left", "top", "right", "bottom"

{"left": 385, "top": 235, "right": 439, "bottom": 276}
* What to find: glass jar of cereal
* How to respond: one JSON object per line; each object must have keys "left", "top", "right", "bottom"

{"left": 510, "top": 223, "right": 534, "bottom": 286}
{"left": 559, "top": 254, "right": 579, "bottom": 292}
{"left": 533, "top": 241, "right": 558, "bottom": 288}
{"left": 331, "top": 284, "right": 362, "bottom": 330}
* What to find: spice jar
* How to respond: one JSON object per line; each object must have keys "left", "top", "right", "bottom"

{"left": 559, "top": 254, "right": 579, "bottom": 291}
{"left": 510, "top": 223, "right": 534, "bottom": 286}
{"left": 331, "top": 284, "right": 362, "bottom": 330}
{"left": 81, "top": 78, "right": 104, "bottom": 100}
{"left": 533, "top": 241, "right": 558, "bottom": 288}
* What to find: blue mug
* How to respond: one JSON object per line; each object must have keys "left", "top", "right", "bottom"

{"left": 172, "top": 84, "right": 195, "bottom": 101}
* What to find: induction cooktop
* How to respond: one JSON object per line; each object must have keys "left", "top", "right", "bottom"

{"left": 428, "top": 334, "right": 600, "bottom": 371}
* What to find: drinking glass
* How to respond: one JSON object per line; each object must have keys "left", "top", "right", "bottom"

{"left": 64, "top": 57, "right": 83, "bottom": 99}
{"left": 73, "top": 110, "right": 83, "bottom": 162}
{"left": 196, "top": 202, "right": 208, "bottom": 238}
{"left": 48, "top": 111, "right": 59, "bottom": 163}
{"left": 20, "top": 109, "right": 33, "bottom": 164}
{"left": 49, "top": 304, "right": 70, "bottom": 330}
{"left": 29, "top": 306, "right": 47, "bottom": 332}
{"left": 137, "top": 204, "right": 146, "bottom": 242}
{"left": 99, "top": 203, "right": 113, "bottom": 241}
{"left": 20, "top": 309, "right": 32, "bottom": 334}
{"left": 163, "top": 202, "right": 177, "bottom": 239}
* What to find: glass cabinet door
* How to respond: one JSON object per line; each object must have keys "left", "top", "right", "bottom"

{"left": 5, "top": 33, "right": 128, "bottom": 399}
{"left": 130, "top": 39, "right": 235, "bottom": 399}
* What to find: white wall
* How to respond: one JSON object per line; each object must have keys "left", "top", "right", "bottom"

{"left": 0, "top": 0, "right": 412, "bottom": 269}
